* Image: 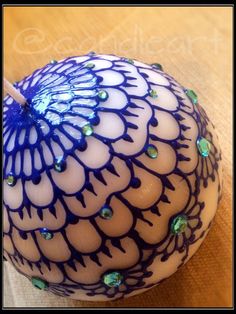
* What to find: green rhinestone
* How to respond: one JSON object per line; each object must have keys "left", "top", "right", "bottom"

{"left": 88, "top": 51, "right": 96, "bottom": 56}
{"left": 40, "top": 228, "right": 53, "bottom": 240}
{"left": 197, "top": 137, "right": 211, "bottom": 157}
{"left": 171, "top": 215, "right": 188, "bottom": 235}
{"left": 31, "top": 277, "right": 48, "bottom": 290}
{"left": 185, "top": 89, "right": 198, "bottom": 105}
{"left": 82, "top": 124, "right": 93, "bottom": 136}
{"left": 98, "top": 90, "right": 108, "bottom": 101}
{"left": 146, "top": 145, "right": 158, "bottom": 159}
{"left": 54, "top": 156, "right": 67, "bottom": 172}
{"left": 149, "top": 89, "right": 158, "bottom": 99}
{"left": 124, "top": 58, "right": 134, "bottom": 64}
{"left": 6, "top": 173, "right": 16, "bottom": 187}
{"left": 103, "top": 272, "right": 123, "bottom": 287}
{"left": 85, "top": 62, "right": 95, "bottom": 69}
{"left": 55, "top": 164, "right": 62, "bottom": 172}
{"left": 151, "top": 63, "right": 163, "bottom": 71}
{"left": 100, "top": 207, "right": 113, "bottom": 220}
{"left": 50, "top": 60, "right": 58, "bottom": 65}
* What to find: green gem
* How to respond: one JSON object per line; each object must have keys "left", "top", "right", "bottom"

{"left": 98, "top": 90, "right": 108, "bottom": 101}
{"left": 171, "top": 215, "right": 188, "bottom": 235}
{"left": 31, "top": 277, "right": 48, "bottom": 290}
{"left": 6, "top": 173, "right": 16, "bottom": 187}
{"left": 100, "top": 207, "right": 113, "bottom": 220}
{"left": 103, "top": 272, "right": 123, "bottom": 287}
{"left": 55, "top": 164, "right": 62, "bottom": 172}
{"left": 185, "top": 89, "right": 198, "bottom": 105}
{"left": 124, "top": 58, "right": 134, "bottom": 64}
{"left": 197, "top": 137, "right": 211, "bottom": 157}
{"left": 50, "top": 60, "right": 58, "bottom": 65}
{"left": 85, "top": 62, "right": 95, "bottom": 69}
{"left": 151, "top": 63, "right": 163, "bottom": 71}
{"left": 40, "top": 228, "right": 53, "bottom": 240}
{"left": 146, "top": 145, "right": 158, "bottom": 159}
{"left": 149, "top": 89, "right": 158, "bottom": 99}
{"left": 54, "top": 156, "right": 66, "bottom": 172}
{"left": 82, "top": 124, "right": 93, "bottom": 136}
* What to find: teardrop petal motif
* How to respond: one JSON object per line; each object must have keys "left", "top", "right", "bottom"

{"left": 66, "top": 220, "right": 102, "bottom": 253}
{"left": 75, "top": 137, "right": 110, "bottom": 169}
{"left": 122, "top": 165, "right": 163, "bottom": 209}
{"left": 4, "top": 180, "right": 23, "bottom": 210}
{"left": 64, "top": 157, "right": 131, "bottom": 217}
{"left": 94, "top": 112, "right": 125, "bottom": 139}
{"left": 51, "top": 156, "right": 85, "bottom": 194}
{"left": 25, "top": 174, "right": 54, "bottom": 207}
{"left": 112, "top": 99, "right": 152, "bottom": 156}
{"left": 95, "top": 196, "right": 133, "bottom": 237}
{"left": 36, "top": 230, "right": 71, "bottom": 262}
{"left": 11, "top": 227, "right": 41, "bottom": 262}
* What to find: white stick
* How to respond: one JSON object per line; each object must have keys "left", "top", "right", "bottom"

{"left": 4, "top": 78, "right": 27, "bottom": 106}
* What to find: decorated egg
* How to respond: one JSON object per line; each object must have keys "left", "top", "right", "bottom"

{"left": 3, "top": 53, "right": 223, "bottom": 301}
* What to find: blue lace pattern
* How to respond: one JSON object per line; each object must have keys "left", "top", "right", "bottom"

{"left": 3, "top": 53, "right": 222, "bottom": 300}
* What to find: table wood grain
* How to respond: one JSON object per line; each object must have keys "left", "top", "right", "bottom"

{"left": 3, "top": 6, "right": 233, "bottom": 308}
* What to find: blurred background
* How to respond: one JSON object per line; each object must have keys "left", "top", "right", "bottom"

{"left": 3, "top": 6, "right": 232, "bottom": 308}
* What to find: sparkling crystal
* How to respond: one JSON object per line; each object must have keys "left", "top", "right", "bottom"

{"left": 88, "top": 51, "right": 96, "bottom": 56}
{"left": 146, "top": 145, "right": 158, "bottom": 159}
{"left": 98, "top": 90, "right": 108, "bottom": 101}
{"left": 6, "top": 173, "right": 16, "bottom": 187}
{"left": 103, "top": 272, "right": 123, "bottom": 287}
{"left": 171, "top": 215, "right": 188, "bottom": 235}
{"left": 151, "top": 63, "right": 163, "bottom": 71}
{"left": 50, "top": 60, "right": 58, "bottom": 65}
{"left": 197, "top": 137, "right": 211, "bottom": 157}
{"left": 124, "top": 58, "right": 134, "bottom": 64}
{"left": 31, "top": 277, "right": 48, "bottom": 290}
{"left": 149, "top": 89, "right": 158, "bottom": 99}
{"left": 100, "top": 206, "right": 113, "bottom": 220}
{"left": 82, "top": 124, "right": 93, "bottom": 136}
{"left": 185, "top": 89, "right": 198, "bottom": 105}
{"left": 54, "top": 156, "right": 67, "bottom": 172}
{"left": 40, "top": 228, "right": 53, "bottom": 240}
{"left": 85, "top": 62, "right": 95, "bottom": 69}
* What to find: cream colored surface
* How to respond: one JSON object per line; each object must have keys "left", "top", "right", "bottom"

{"left": 3, "top": 6, "right": 232, "bottom": 308}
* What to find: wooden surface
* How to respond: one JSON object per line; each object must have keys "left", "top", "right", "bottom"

{"left": 3, "top": 6, "right": 232, "bottom": 308}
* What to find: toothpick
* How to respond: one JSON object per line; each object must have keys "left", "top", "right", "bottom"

{"left": 4, "top": 78, "right": 27, "bottom": 106}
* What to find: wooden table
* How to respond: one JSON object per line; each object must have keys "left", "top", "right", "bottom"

{"left": 3, "top": 6, "right": 232, "bottom": 308}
